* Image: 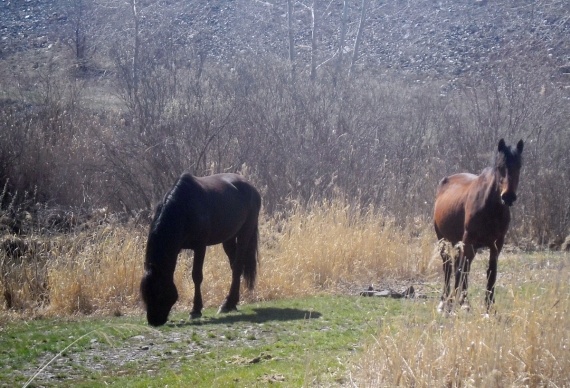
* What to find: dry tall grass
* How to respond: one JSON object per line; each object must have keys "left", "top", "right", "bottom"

{"left": 0, "top": 198, "right": 434, "bottom": 318}
{"left": 1, "top": 199, "right": 568, "bottom": 385}
{"left": 253, "top": 200, "right": 434, "bottom": 300}
{"left": 46, "top": 226, "right": 145, "bottom": 316}
{"left": 0, "top": 226, "right": 146, "bottom": 317}
{"left": 350, "top": 252, "right": 570, "bottom": 387}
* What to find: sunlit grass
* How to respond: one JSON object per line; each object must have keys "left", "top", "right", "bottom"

{"left": 351, "top": 252, "right": 570, "bottom": 387}
{"left": 0, "top": 198, "right": 435, "bottom": 319}
{"left": 1, "top": 200, "right": 568, "bottom": 386}
{"left": 46, "top": 225, "right": 145, "bottom": 316}
{"left": 254, "top": 200, "right": 434, "bottom": 299}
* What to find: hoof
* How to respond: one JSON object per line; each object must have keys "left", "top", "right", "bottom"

{"left": 437, "top": 300, "right": 452, "bottom": 315}
{"left": 437, "top": 301, "right": 444, "bottom": 313}
{"left": 218, "top": 304, "right": 238, "bottom": 314}
{"left": 190, "top": 311, "right": 202, "bottom": 319}
{"left": 485, "top": 305, "right": 496, "bottom": 317}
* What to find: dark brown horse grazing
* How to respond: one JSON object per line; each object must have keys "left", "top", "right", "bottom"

{"left": 140, "top": 173, "right": 261, "bottom": 326}
{"left": 434, "top": 139, "right": 524, "bottom": 314}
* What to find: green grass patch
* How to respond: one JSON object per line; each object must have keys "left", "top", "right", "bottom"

{"left": 0, "top": 295, "right": 418, "bottom": 387}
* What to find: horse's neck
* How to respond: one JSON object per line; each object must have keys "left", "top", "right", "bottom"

{"left": 480, "top": 167, "right": 503, "bottom": 206}
{"left": 146, "top": 228, "right": 182, "bottom": 275}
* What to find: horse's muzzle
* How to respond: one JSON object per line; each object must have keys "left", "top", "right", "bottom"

{"left": 147, "top": 312, "right": 168, "bottom": 326}
{"left": 501, "top": 192, "right": 517, "bottom": 207}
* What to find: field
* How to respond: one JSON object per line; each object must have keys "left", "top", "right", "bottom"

{"left": 0, "top": 1, "right": 569, "bottom": 386}
{"left": 2, "top": 296, "right": 400, "bottom": 387}
{"left": 1, "top": 202, "right": 568, "bottom": 387}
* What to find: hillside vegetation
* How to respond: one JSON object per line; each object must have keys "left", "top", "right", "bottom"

{"left": 0, "top": 0, "right": 568, "bottom": 243}
{"left": 0, "top": 0, "right": 569, "bottom": 313}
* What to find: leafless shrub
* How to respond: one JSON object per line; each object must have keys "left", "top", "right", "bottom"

{"left": 0, "top": 1, "right": 567, "bottom": 247}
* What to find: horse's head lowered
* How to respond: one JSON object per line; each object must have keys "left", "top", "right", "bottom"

{"left": 140, "top": 201, "right": 180, "bottom": 326}
{"left": 496, "top": 138, "right": 524, "bottom": 207}
{"left": 140, "top": 266, "right": 178, "bottom": 326}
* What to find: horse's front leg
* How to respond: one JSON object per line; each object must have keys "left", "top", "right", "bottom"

{"left": 219, "top": 239, "right": 240, "bottom": 313}
{"left": 485, "top": 239, "right": 502, "bottom": 312}
{"left": 458, "top": 246, "right": 474, "bottom": 310}
{"left": 455, "top": 235, "right": 474, "bottom": 310}
{"left": 438, "top": 248, "right": 453, "bottom": 314}
{"left": 190, "top": 246, "right": 206, "bottom": 319}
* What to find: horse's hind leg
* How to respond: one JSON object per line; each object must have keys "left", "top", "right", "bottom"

{"left": 219, "top": 238, "right": 240, "bottom": 313}
{"left": 190, "top": 246, "right": 206, "bottom": 318}
{"left": 455, "top": 243, "right": 475, "bottom": 311}
{"left": 437, "top": 241, "right": 453, "bottom": 314}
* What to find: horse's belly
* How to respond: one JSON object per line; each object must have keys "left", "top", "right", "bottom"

{"left": 434, "top": 212, "right": 465, "bottom": 244}
{"left": 434, "top": 192, "right": 467, "bottom": 244}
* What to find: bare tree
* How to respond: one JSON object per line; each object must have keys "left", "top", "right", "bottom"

{"left": 335, "top": 0, "right": 348, "bottom": 85}
{"left": 310, "top": 0, "right": 318, "bottom": 81}
{"left": 349, "top": 0, "right": 368, "bottom": 78}
{"left": 56, "top": 0, "right": 98, "bottom": 75}
{"left": 287, "top": 0, "right": 296, "bottom": 81}
{"left": 129, "top": 0, "right": 141, "bottom": 109}
{"left": 70, "top": 0, "right": 88, "bottom": 73}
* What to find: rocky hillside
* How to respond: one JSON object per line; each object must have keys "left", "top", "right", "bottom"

{"left": 1, "top": 0, "right": 569, "bottom": 85}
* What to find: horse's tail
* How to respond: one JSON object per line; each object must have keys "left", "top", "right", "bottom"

{"left": 242, "top": 221, "right": 259, "bottom": 290}
{"left": 242, "top": 188, "right": 261, "bottom": 290}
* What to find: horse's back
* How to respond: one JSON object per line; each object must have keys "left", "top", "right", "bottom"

{"left": 433, "top": 173, "right": 478, "bottom": 243}
{"left": 178, "top": 173, "right": 260, "bottom": 246}
{"left": 194, "top": 173, "right": 260, "bottom": 211}
{"left": 192, "top": 173, "right": 255, "bottom": 194}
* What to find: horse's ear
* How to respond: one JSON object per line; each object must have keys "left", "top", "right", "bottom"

{"left": 498, "top": 138, "right": 506, "bottom": 152}
{"left": 516, "top": 139, "right": 524, "bottom": 154}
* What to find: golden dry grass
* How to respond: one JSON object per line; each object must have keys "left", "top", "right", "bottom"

{"left": 0, "top": 199, "right": 434, "bottom": 318}
{"left": 253, "top": 200, "right": 434, "bottom": 298}
{"left": 46, "top": 225, "right": 145, "bottom": 316}
{"left": 350, "top": 252, "right": 570, "bottom": 387}
{"left": 1, "top": 199, "right": 568, "bottom": 386}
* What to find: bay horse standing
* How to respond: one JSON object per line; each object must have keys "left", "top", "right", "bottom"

{"left": 433, "top": 139, "right": 523, "bottom": 314}
{"left": 140, "top": 173, "right": 261, "bottom": 326}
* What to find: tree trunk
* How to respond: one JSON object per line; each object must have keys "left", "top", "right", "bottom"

{"left": 310, "top": 0, "right": 318, "bottom": 81}
{"left": 349, "top": 0, "right": 368, "bottom": 78}
{"left": 335, "top": 0, "right": 348, "bottom": 85}
{"left": 130, "top": 0, "right": 140, "bottom": 105}
{"left": 287, "top": 0, "right": 296, "bottom": 82}
{"left": 73, "top": 0, "right": 87, "bottom": 73}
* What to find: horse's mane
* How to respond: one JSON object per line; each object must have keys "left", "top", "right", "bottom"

{"left": 145, "top": 175, "right": 195, "bottom": 269}
{"left": 151, "top": 174, "right": 195, "bottom": 232}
